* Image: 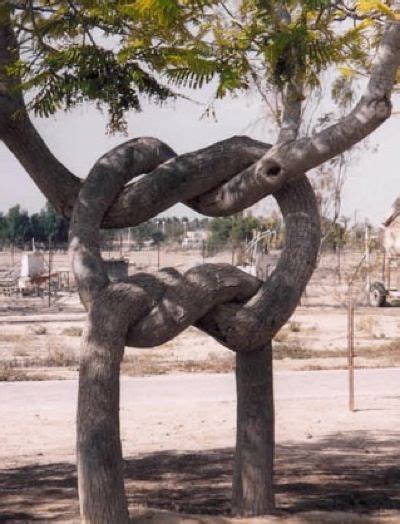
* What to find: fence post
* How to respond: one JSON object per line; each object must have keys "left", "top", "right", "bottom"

{"left": 347, "top": 285, "right": 355, "bottom": 412}
{"left": 48, "top": 235, "right": 52, "bottom": 307}
{"left": 365, "top": 223, "right": 371, "bottom": 294}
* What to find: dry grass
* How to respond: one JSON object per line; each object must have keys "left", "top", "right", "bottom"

{"left": 12, "top": 346, "right": 29, "bottom": 357}
{"left": 356, "top": 315, "right": 378, "bottom": 336}
{"left": 289, "top": 320, "right": 301, "bottom": 332}
{"left": 122, "top": 353, "right": 234, "bottom": 377}
{"left": 274, "top": 337, "right": 400, "bottom": 365}
{"left": 0, "top": 363, "right": 48, "bottom": 381}
{"left": 28, "top": 325, "right": 47, "bottom": 335}
{"left": 0, "top": 333, "right": 23, "bottom": 343}
{"left": 44, "top": 340, "right": 79, "bottom": 367}
{"left": 61, "top": 326, "right": 83, "bottom": 337}
{"left": 274, "top": 329, "right": 289, "bottom": 342}
{"left": 274, "top": 343, "right": 316, "bottom": 360}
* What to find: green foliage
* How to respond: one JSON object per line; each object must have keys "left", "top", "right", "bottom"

{"left": 209, "top": 215, "right": 261, "bottom": 246}
{"left": 211, "top": 1, "right": 376, "bottom": 95}
{"left": 8, "top": 0, "right": 219, "bottom": 131}
{"left": 15, "top": 46, "right": 172, "bottom": 133}
{"left": 151, "top": 230, "right": 165, "bottom": 244}
{"left": 0, "top": 202, "right": 69, "bottom": 246}
{"left": 6, "top": 205, "right": 32, "bottom": 243}
{"left": 320, "top": 218, "right": 348, "bottom": 252}
{"left": 6, "top": 1, "right": 389, "bottom": 131}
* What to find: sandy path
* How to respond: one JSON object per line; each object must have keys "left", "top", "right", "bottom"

{"left": 1, "top": 369, "right": 400, "bottom": 522}
{"left": 1, "top": 368, "right": 399, "bottom": 468}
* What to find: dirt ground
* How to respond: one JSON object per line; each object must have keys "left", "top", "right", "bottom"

{"left": 1, "top": 370, "right": 400, "bottom": 522}
{"left": 0, "top": 248, "right": 400, "bottom": 522}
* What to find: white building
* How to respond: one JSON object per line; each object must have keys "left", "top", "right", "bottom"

{"left": 181, "top": 230, "right": 208, "bottom": 249}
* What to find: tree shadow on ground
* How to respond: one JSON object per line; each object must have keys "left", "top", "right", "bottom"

{"left": 1, "top": 430, "right": 399, "bottom": 521}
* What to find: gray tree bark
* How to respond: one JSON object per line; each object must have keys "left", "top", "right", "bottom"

{"left": 232, "top": 344, "right": 275, "bottom": 516}
{"left": 77, "top": 303, "right": 129, "bottom": 523}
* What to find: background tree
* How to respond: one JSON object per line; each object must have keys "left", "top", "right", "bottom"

{"left": 0, "top": 202, "right": 69, "bottom": 246}
{"left": 209, "top": 215, "right": 261, "bottom": 246}
{"left": 6, "top": 204, "right": 31, "bottom": 244}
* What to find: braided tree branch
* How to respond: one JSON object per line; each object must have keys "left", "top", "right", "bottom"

{"left": 70, "top": 136, "right": 320, "bottom": 353}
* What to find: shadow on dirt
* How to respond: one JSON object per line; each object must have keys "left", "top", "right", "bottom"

{"left": 1, "top": 431, "right": 399, "bottom": 521}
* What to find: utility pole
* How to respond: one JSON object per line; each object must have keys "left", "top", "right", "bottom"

{"left": 365, "top": 222, "right": 371, "bottom": 294}
{"left": 48, "top": 235, "right": 52, "bottom": 307}
{"left": 347, "top": 285, "right": 355, "bottom": 412}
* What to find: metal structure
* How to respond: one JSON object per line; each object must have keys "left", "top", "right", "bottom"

{"left": 237, "top": 230, "right": 277, "bottom": 280}
{"left": 369, "top": 254, "right": 400, "bottom": 307}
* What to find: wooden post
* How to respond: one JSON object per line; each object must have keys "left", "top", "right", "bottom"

{"left": 365, "top": 222, "right": 371, "bottom": 294}
{"left": 382, "top": 250, "right": 386, "bottom": 287}
{"left": 347, "top": 286, "right": 355, "bottom": 412}
{"left": 48, "top": 235, "right": 52, "bottom": 307}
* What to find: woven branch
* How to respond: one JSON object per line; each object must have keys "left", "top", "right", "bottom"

{"left": 70, "top": 136, "right": 321, "bottom": 352}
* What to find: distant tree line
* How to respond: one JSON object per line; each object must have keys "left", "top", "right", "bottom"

{"left": 0, "top": 204, "right": 287, "bottom": 251}
{"left": 101, "top": 212, "right": 285, "bottom": 250}
{"left": 0, "top": 203, "right": 69, "bottom": 247}
{"left": 2, "top": 202, "right": 371, "bottom": 253}
{"left": 208, "top": 214, "right": 283, "bottom": 248}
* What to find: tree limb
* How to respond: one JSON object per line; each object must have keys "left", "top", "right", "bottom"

{"left": 187, "top": 20, "right": 400, "bottom": 216}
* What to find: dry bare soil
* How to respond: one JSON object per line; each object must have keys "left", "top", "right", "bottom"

{"left": 0, "top": 248, "right": 399, "bottom": 522}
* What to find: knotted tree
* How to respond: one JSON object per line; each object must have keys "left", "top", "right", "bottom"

{"left": 1, "top": 1, "right": 400, "bottom": 521}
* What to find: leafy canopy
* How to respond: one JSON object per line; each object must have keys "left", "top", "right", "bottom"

{"left": 7, "top": 0, "right": 220, "bottom": 131}
{"left": 5, "top": 1, "right": 396, "bottom": 131}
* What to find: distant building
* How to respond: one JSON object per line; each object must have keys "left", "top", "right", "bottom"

{"left": 20, "top": 252, "right": 45, "bottom": 278}
{"left": 181, "top": 230, "right": 208, "bottom": 249}
{"left": 383, "top": 197, "right": 400, "bottom": 255}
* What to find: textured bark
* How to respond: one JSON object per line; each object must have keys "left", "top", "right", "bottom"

{"left": 0, "top": 9, "right": 24, "bottom": 131}
{"left": 232, "top": 344, "right": 274, "bottom": 516}
{"left": 77, "top": 301, "right": 129, "bottom": 523}
{"left": 196, "top": 175, "right": 320, "bottom": 352}
{"left": 69, "top": 138, "right": 320, "bottom": 520}
{"left": 68, "top": 139, "right": 319, "bottom": 352}
{"left": 69, "top": 137, "right": 275, "bottom": 520}
{"left": 165, "top": 22, "right": 400, "bottom": 218}
{"left": 231, "top": 60, "right": 303, "bottom": 516}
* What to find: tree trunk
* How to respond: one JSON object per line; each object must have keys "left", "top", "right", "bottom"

{"left": 77, "top": 310, "right": 129, "bottom": 523}
{"left": 232, "top": 341, "right": 275, "bottom": 516}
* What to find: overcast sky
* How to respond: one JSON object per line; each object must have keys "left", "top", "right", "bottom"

{"left": 1, "top": 85, "right": 399, "bottom": 226}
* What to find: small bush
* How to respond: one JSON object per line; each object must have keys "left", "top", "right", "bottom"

{"left": 13, "top": 346, "right": 29, "bottom": 357}
{"left": 0, "top": 334, "right": 22, "bottom": 343}
{"left": 274, "top": 329, "right": 289, "bottom": 342}
{"left": 31, "top": 325, "right": 47, "bottom": 335}
{"left": 45, "top": 342, "right": 79, "bottom": 367}
{"left": 62, "top": 326, "right": 83, "bottom": 337}
{"left": 0, "top": 364, "right": 46, "bottom": 381}
{"left": 356, "top": 316, "right": 377, "bottom": 336}
{"left": 289, "top": 320, "right": 301, "bottom": 332}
